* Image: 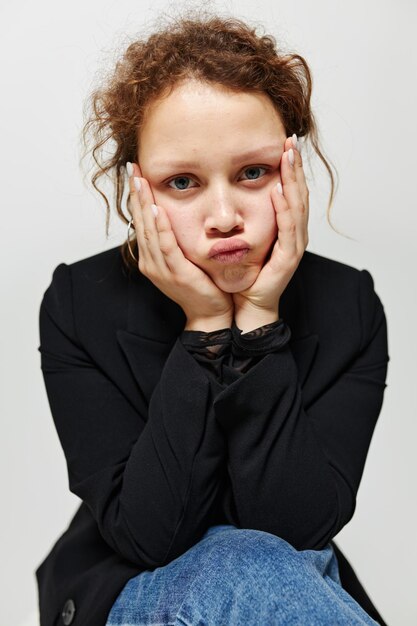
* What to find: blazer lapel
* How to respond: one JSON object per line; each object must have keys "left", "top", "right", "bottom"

{"left": 279, "top": 259, "right": 319, "bottom": 391}
{"left": 117, "top": 256, "right": 319, "bottom": 407}
{"left": 116, "top": 271, "right": 183, "bottom": 406}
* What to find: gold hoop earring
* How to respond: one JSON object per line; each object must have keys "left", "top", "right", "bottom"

{"left": 127, "top": 217, "right": 138, "bottom": 263}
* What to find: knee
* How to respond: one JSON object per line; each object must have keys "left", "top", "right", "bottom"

{"left": 204, "top": 527, "right": 301, "bottom": 579}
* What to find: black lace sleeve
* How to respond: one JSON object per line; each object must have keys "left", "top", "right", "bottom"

{"left": 180, "top": 318, "right": 291, "bottom": 385}
{"left": 180, "top": 327, "right": 233, "bottom": 386}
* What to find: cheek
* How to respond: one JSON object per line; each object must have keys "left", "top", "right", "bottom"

{"left": 164, "top": 210, "right": 197, "bottom": 255}
{"left": 255, "top": 202, "right": 278, "bottom": 243}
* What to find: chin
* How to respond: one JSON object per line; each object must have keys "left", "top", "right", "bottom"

{"left": 211, "top": 265, "right": 261, "bottom": 293}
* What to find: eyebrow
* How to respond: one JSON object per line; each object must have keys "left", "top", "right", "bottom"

{"left": 150, "top": 145, "right": 282, "bottom": 170}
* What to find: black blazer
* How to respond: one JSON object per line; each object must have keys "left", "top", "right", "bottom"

{"left": 35, "top": 245, "right": 390, "bottom": 626}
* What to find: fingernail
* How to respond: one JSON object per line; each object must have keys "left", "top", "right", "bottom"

{"left": 126, "top": 162, "right": 133, "bottom": 178}
{"left": 288, "top": 148, "right": 294, "bottom": 167}
{"left": 291, "top": 134, "right": 298, "bottom": 150}
{"left": 134, "top": 177, "right": 141, "bottom": 192}
{"left": 151, "top": 203, "right": 158, "bottom": 217}
{"left": 276, "top": 182, "right": 283, "bottom": 194}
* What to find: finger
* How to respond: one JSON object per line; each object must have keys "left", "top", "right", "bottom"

{"left": 290, "top": 135, "right": 310, "bottom": 218}
{"left": 126, "top": 165, "right": 150, "bottom": 265}
{"left": 138, "top": 180, "right": 204, "bottom": 281}
{"left": 130, "top": 171, "right": 170, "bottom": 275}
{"left": 153, "top": 200, "right": 196, "bottom": 278}
{"left": 283, "top": 135, "right": 309, "bottom": 208}
{"left": 290, "top": 143, "right": 309, "bottom": 247}
{"left": 280, "top": 144, "right": 308, "bottom": 251}
{"left": 129, "top": 164, "right": 193, "bottom": 280}
{"left": 271, "top": 181, "right": 298, "bottom": 260}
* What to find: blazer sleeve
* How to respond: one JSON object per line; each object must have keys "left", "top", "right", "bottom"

{"left": 180, "top": 319, "right": 287, "bottom": 385}
{"left": 212, "top": 269, "right": 389, "bottom": 551}
{"left": 38, "top": 262, "right": 229, "bottom": 569}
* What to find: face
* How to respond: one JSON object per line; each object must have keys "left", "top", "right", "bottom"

{"left": 137, "top": 79, "right": 287, "bottom": 293}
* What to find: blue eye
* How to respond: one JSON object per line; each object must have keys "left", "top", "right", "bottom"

{"left": 167, "top": 176, "right": 193, "bottom": 191}
{"left": 167, "top": 165, "right": 267, "bottom": 191}
{"left": 242, "top": 166, "right": 267, "bottom": 180}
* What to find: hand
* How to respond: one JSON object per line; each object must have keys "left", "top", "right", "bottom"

{"left": 126, "top": 162, "right": 234, "bottom": 323}
{"left": 232, "top": 135, "right": 309, "bottom": 315}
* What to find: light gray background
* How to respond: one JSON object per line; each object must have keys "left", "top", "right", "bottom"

{"left": 1, "top": 1, "right": 416, "bottom": 624}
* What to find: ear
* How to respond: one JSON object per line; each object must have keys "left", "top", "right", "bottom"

{"left": 137, "top": 162, "right": 144, "bottom": 178}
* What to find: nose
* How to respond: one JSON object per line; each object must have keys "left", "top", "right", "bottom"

{"left": 205, "top": 193, "right": 244, "bottom": 233}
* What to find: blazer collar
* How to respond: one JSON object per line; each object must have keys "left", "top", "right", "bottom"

{"left": 116, "top": 255, "right": 319, "bottom": 404}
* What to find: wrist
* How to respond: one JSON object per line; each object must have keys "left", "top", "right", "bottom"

{"left": 184, "top": 315, "right": 232, "bottom": 332}
{"left": 234, "top": 306, "right": 279, "bottom": 334}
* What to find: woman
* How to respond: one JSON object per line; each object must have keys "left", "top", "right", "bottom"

{"left": 35, "top": 10, "right": 389, "bottom": 626}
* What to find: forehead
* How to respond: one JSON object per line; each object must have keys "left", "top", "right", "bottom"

{"left": 138, "top": 81, "right": 286, "bottom": 163}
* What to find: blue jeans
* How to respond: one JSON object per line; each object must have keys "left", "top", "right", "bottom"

{"left": 105, "top": 524, "right": 380, "bottom": 625}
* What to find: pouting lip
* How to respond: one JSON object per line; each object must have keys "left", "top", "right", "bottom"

{"left": 208, "top": 238, "right": 250, "bottom": 258}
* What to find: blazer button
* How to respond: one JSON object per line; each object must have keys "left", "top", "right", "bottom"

{"left": 61, "top": 599, "right": 76, "bottom": 625}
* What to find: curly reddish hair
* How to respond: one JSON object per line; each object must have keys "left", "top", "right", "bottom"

{"left": 80, "top": 8, "right": 339, "bottom": 272}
